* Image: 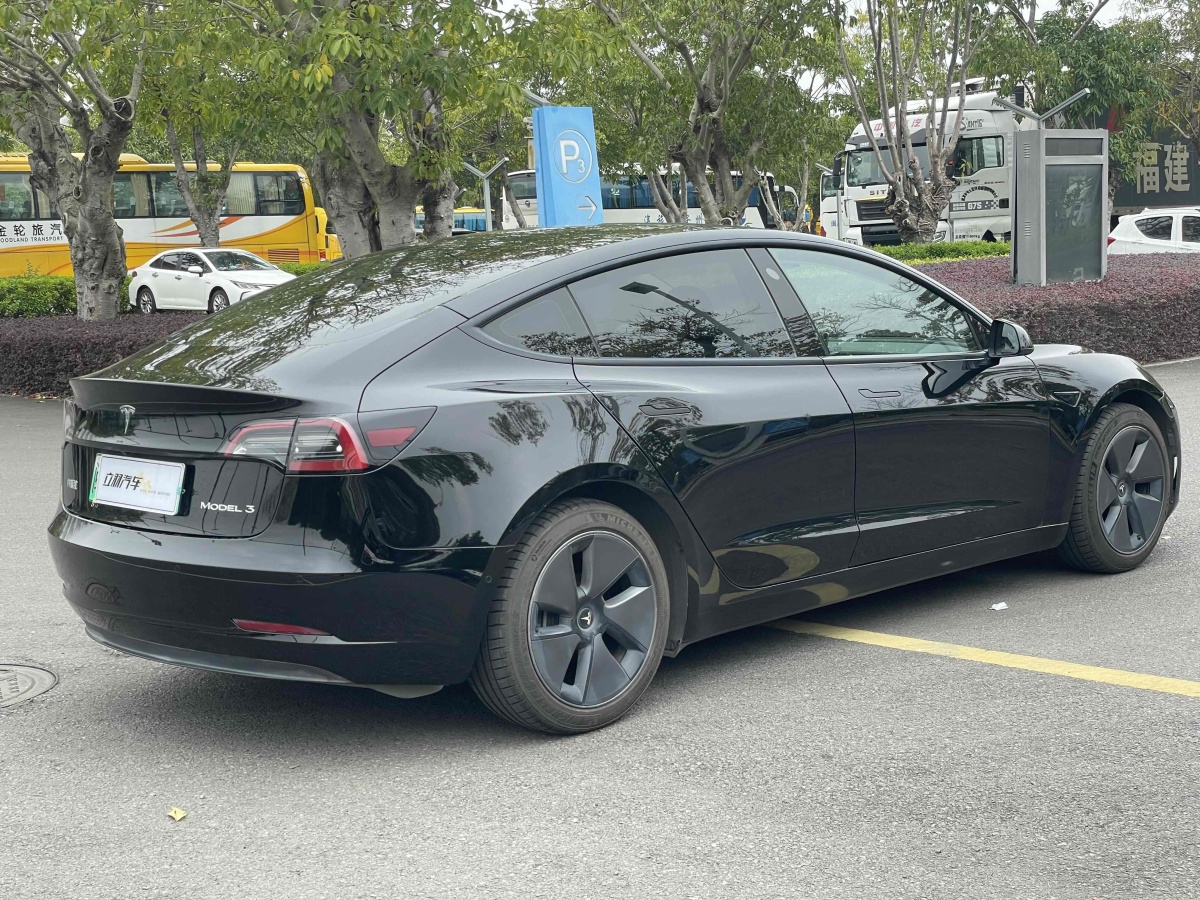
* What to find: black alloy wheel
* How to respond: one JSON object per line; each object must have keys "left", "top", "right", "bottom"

{"left": 209, "top": 288, "right": 230, "bottom": 314}
{"left": 528, "top": 531, "right": 658, "bottom": 707}
{"left": 470, "top": 499, "right": 670, "bottom": 734}
{"left": 137, "top": 287, "right": 156, "bottom": 314}
{"left": 1060, "top": 402, "right": 1171, "bottom": 573}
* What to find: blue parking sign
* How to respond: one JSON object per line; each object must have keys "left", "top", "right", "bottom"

{"left": 532, "top": 107, "right": 604, "bottom": 228}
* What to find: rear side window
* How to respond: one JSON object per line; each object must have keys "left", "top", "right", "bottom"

{"left": 151, "top": 255, "right": 179, "bottom": 271}
{"left": 1135, "top": 216, "right": 1173, "bottom": 240}
{"left": 482, "top": 288, "right": 597, "bottom": 357}
{"left": 568, "top": 249, "right": 793, "bottom": 359}
{"left": 1183, "top": 217, "right": 1200, "bottom": 243}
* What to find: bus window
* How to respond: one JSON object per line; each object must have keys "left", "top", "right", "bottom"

{"left": 223, "top": 173, "right": 255, "bottom": 215}
{"left": 151, "top": 172, "right": 189, "bottom": 218}
{"left": 255, "top": 173, "right": 304, "bottom": 216}
{"left": 114, "top": 173, "right": 152, "bottom": 218}
{"left": 0, "top": 173, "right": 35, "bottom": 221}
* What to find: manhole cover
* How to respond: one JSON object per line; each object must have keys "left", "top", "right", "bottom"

{"left": 0, "top": 665, "right": 56, "bottom": 709}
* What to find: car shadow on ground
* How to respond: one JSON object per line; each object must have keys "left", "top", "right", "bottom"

{"left": 69, "top": 548, "right": 1117, "bottom": 751}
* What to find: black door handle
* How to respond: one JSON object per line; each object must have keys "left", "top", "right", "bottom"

{"left": 859, "top": 388, "right": 901, "bottom": 399}
{"left": 639, "top": 399, "right": 692, "bottom": 418}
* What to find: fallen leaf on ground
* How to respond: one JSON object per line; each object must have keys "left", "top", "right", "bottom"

{"left": 167, "top": 807, "right": 187, "bottom": 822}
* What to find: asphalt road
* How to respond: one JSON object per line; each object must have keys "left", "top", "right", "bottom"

{"left": 4, "top": 362, "right": 1200, "bottom": 899}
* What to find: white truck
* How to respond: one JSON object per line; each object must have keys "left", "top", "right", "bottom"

{"left": 831, "top": 87, "right": 1020, "bottom": 246}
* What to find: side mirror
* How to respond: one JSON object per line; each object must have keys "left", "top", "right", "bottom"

{"left": 186, "top": 265, "right": 204, "bottom": 275}
{"left": 988, "top": 319, "right": 1033, "bottom": 359}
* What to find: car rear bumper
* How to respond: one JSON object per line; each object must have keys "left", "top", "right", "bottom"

{"left": 49, "top": 510, "right": 500, "bottom": 686}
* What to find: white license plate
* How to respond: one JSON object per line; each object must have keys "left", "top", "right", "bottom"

{"left": 89, "top": 454, "right": 186, "bottom": 515}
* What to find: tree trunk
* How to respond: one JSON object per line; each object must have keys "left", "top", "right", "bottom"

{"left": 14, "top": 88, "right": 132, "bottom": 320}
{"left": 164, "top": 118, "right": 232, "bottom": 248}
{"left": 887, "top": 175, "right": 952, "bottom": 243}
{"left": 420, "top": 178, "right": 456, "bottom": 240}
{"left": 312, "top": 146, "right": 379, "bottom": 257}
{"left": 648, "top": 167, "right": 685, "bottom": 223}
{"left": 335, "top": 105, "right": 419, "bottom": 249}
{"left": 682, "top": 155, "right": 722, "bottom": 225}
{"left": 502, "top": 170, "right": 527, "bottom": 228}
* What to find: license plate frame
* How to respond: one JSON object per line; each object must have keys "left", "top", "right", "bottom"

{"left": 89, "top": 454, "right": 186, "bottom": 516}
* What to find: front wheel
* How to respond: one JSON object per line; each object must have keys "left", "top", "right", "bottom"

{"left": 209, "top": 288, "right": 230, "bottom": 314}
{"left": 1059, "top": 402, "right": 1172, "bottom": 573}
{"left": 469, "top": 499, "right": 670, "bottom": 734}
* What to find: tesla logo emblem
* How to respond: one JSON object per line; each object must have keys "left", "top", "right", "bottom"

{"left": 118, "top": 405, "right": 135, "bottom": 435}
{"left": 577, "top": 607, "right": 594, "bottom": 629}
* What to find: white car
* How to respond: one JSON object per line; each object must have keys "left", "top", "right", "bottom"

{"left": 1108, "top": 208, "right": 1200, "bottom": 255}
{"left": 129, "top": 248, "right": 296, "bottom": 314}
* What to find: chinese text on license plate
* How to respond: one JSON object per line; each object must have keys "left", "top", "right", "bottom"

{"left": 90, "top": 454, "right": 185, "bottom": 515}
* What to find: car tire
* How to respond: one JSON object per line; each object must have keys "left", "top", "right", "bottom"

{"left": 469, "top": 499, "right": 671, "bottom": 734}
{"left": 1059, "top": 402, "right": 1172, "bottom": 573}
{"left": 136, "top": 287, "right": 156, "bottom": 314}
{"left": 209, "top": 288, "right": 230, "bottom": 314}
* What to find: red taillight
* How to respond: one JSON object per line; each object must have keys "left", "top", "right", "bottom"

{"left": 1107, "top": 236, "right": 1115, "bottom": 246}
{"left": 287, "top": 417, "right": 369, "bottom": 472}
{"left": 220, "top": 409, "right": 434, "bottom": 472}
{"left": 233, "top": 619, "right": 329, "bottom": 636}
{"left": 318, "top": 249, "right": 327, "bottom": 261}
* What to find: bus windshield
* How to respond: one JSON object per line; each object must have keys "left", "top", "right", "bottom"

{"left": 845, "top": 146, "right": 930, "bottom": 187}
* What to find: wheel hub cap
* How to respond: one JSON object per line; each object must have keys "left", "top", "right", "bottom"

{"left": 528, "top": 531, "right": 658, "bottom": 708}
{"left": 1097, "top": 424, "right": 1166, "bottom": 554}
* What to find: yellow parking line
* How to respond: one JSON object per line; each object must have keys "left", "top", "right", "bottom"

{"left": 769, "top": 619, "right": 1200, "bottom": 699}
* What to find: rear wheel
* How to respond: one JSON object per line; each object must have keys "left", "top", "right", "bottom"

{"left": 209, "top": 288, "right": 230, "bottom": 314}
{"left": 136, "top": 287, "right": 156, "bottom": 314}
{"left": 469, "top": 499, "right": 670, "bottom": 734}
{"left": 1059, "top": 402, "right": 1171, "bottom": 573}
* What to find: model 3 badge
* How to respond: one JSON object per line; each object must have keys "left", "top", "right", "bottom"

{"left": 118, "top": 404, "right": 135, "bottom": 435}
{"left": 199, "top": 501, "right": 256, "bottom": 514}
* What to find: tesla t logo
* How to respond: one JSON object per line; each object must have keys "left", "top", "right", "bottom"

{"left": 118, "top": 404, "right": 135, "bottom": 435}
{"left": 577, "top": 607, "right": 594, "bottom": 629}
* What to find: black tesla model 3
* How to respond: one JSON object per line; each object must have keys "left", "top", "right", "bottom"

{"left": 50, "top": 226, "right": 1180, "bottom": 732}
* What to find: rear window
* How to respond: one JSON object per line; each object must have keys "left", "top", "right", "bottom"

{"left": 1135, "top": 216, "right": 1173, "bottom": 240}
{"left": 1184, "top": 217, "right": 1200, "bottom": 243}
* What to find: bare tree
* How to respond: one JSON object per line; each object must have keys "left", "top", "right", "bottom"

{"left": 832, "top": 0, "right": 993, "bottom": 242}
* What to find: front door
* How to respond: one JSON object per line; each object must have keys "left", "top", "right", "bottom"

{"left": 172, "top": 251, "right": 212, "bottom": 309}
{"left": 770, "top": 246, "right": 1051, "bottom": 566}
{"left": 568, "top": 247, "right": 858, "bottom": 588}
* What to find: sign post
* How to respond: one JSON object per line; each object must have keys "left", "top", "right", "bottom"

{"left": 531, "top": 107, "right": 604, "bottom": 228}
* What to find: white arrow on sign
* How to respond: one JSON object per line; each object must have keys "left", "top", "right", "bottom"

{"left": 578, "top": 195, "right": 598, "bottom": 220}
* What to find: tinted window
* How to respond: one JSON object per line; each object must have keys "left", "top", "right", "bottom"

{"left": 176, "top": 252, "right": 208, "bottom": 272}
{"left": 0, "top": 173, "right": 36, "bottom": 221}
{"left": 1136, "top": 216, "right": 1173, "bottom": 240}
{"left": 151, "top": 173, "right": 190, "bottom": 218}
{"left": 151, "top": 254, "right": 179, "bottom": 271}
{"left": 569, "top": 249, "right": 792, "bottom": 359}
{"left": 114, "top": 173, "right": 152, "bottom": 218}
{"left": 770, "top": 248, "right": 981, "bottom": 356}
{"left": 255, "top": 173, "right": 304, "bottom": 216}
{"left": 483, "top": 289, "right": 596, "bottom": 357}
{"left": 1184, "top": 217, "right": 1200, "bottom": 243}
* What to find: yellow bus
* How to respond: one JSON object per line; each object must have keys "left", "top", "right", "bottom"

{"left": 0, "top": 154, "right": 342, "bottom": 277}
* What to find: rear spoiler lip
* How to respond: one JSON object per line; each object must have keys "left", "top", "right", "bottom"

{"left": 69, "top": 377, "right": 300, "bottom": 414}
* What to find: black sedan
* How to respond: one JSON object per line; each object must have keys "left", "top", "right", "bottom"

{"left": 49, "top": 226, "right": 1180, "bottom": 733}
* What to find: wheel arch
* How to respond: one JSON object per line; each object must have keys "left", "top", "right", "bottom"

{"left": 488, "top": 465, "right": 707, "bottom": 657}
{"left": 1104, "top": 385, "right": 1181, "bottom": 508}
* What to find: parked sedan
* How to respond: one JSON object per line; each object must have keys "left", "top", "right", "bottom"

{"left": 54, "top": 226, "right": 1180, "bottom": 733}
{"left": 1108, "top": 207, "right": 1200, "bottom": 254}
{"left": 128, "top": 248, "right": 296, "bottom": 314}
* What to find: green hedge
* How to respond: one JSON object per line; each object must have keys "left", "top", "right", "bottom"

{"left": 0, "top": 276, "right": 76, "bottom": 318}
{"left": 278, "top": 262, "right": 330, "bottom": 277}
{"left": 873, "top": 240, "right": 1011, "bottom": 264}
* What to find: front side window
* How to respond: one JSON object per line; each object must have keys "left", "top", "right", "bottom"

{"left": 1135, "top": 216, "right": 1173, "bottom": 240}
{"left": 770, "top": 248, "right": 981, "bottom": 356}
{"left": 176, "top": 252, "right": 208, "bottom": 272}
{"left": 0, "top": 173, "right": 35, "bottom": 221}
{"left": 568, "top": 249, "right": 793, "bottom": 359}
{"left": 204, "top": 251, "right": 275, "bottom": 272}
{"left": 482, "top": 288, "right": 596, "bottom": 357}
{"left": 952, "top": 136, "right": 1003, "bottom": 176}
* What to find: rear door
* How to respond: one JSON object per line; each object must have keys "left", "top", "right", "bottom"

{"left": 147, "top": 254, "right": 181, "bottom": 307}
{"left": 770, "top": 246, "right": 1051, "bottom": 566}
{"left": 173, "top": 251, "right": 212, "bottom": 309}
{"left": 568, "top": 247, "right": 857, "bottom": 588}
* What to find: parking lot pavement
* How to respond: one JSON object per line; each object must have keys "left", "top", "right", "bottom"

{"left": 3, "top": 363, "right": 1200, "bottom": 899}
